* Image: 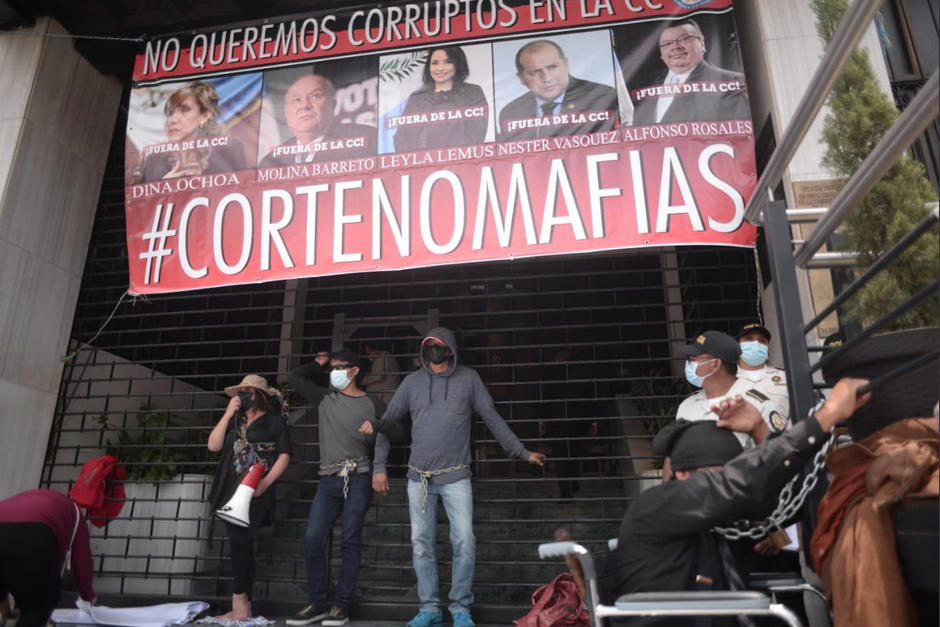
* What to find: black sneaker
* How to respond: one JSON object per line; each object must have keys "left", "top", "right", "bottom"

{"left": 286, "top": 603, "right": 330, "bottom": 625}
{"left": 322, "top": 606, "right": 350, "bottom": 627}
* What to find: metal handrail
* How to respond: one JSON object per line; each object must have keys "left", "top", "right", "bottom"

{"left": 813, "top": 279, "right": 939, "bottom": 373}
{"left": 804, "top": 252, "right": 860, "bottom": 268}
{"left": 794, "top": 71, "right": 940, "bottom": 266}
{"left": 786, "top": 208, "right": 829, "bottom": 223}
{"left": 743, "top": 0, "right": 883, "bottom": 224}
{"left": 804, "top": 208, "right": 940, "bottom": 331}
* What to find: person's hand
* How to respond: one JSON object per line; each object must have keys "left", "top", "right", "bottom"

{"left": 359, "top": 420, "right": 374, "bottom": 435}
{"left": 314, "top": 351, "right": 330, "bottom": 367}
{"left": 225, "top": 394, "right": 242, "bottom": 416}
{"left": 815, "top": 378, "right": 871, "bottom": 431}
{"left": 661, "top": 456, "right": 674, "bottom": 483}
{"left": 753, "top": 537, "right": 782, "bottom": 556}
{"left": 528, "top": 452, "right": 546, "bottom": 466}
{"left": 163, "top": 158, "right": 202, "bottom": 179}
{"left": 714, "top": 395, "right": 769, "bottom": 442}
{"left": 253, "top": 479, "right": 268, "bottom": 497}
{"left": 372, "top": 472, "right": 389, "bottom": 495}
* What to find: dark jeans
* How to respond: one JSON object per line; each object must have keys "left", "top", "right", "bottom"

{"left": 0, "top": 522, "right": 60, "bottom": 627}
{"left": 304, "top": 473, "right": 373, "bottom": 609}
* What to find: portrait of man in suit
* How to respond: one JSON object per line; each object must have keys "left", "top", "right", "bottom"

{"left": 259, "top": 72, "right": 376, "bottom": 167}
{"left": 498, "top": 39, "right": 619, "bottom": 142}
{"left": 632, "top": 19, "right": 750, "bottom": 126}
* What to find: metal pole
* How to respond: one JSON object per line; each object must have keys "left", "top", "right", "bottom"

{"left": 803, "top": 252, "right": 860, "bottom": 268}
{"left": 743, "top": 0, "right": 883, "bottom": 224}
{"left": 795, "top": 71, "right": 940, "bottom": 266}
{"left": 813, "top": 278, "right": 939, "bottom": 373}
{"left": 763, "top": 200, "right": 815, "bottom": 423}
{"left": 803, "top": 208, "right": 939, "bottom": 331}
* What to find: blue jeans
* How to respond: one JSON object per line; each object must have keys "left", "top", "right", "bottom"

{"left": 304, "top": 473, "right": 372, "bottom": 608}
{"left": 407, "top": 478, "right": 475, "bottom": 615}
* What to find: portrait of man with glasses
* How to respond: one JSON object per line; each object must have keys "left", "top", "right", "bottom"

{"left": 632, "top": 18, "right": 750, "bottom": 126}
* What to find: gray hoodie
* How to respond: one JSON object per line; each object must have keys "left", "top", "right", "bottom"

{"left": 373, "top": 326, "right": 532, "bottom": 484}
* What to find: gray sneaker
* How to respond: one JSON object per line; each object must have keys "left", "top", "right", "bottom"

{"left": 286, "top": 603, "right": 330, "bottom": 625}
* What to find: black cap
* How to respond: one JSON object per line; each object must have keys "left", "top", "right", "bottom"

{"left": 330, "top": 347, "right": 361, "bottom": 367}
{"left": 737, "top": 322, "right": 771, "bottom": 342}
{"left": 652, "top": 419, "right": 743, "bottom": 471}
{"left": 679, "top": 330, "right": 741, "bottom": 366}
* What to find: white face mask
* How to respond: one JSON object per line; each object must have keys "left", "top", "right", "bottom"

{"left": 330, "top": 369, "right": 352, "bottom": 390}
{"left": 684, "top": 358, "right": 718, "bottom": 388}
{"left": 740, "top": 341, "right": 769, "bottom": 367}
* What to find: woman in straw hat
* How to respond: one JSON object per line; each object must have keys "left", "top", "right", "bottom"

{"left": 208, "top": 374, "right": 292, "bottom": 620}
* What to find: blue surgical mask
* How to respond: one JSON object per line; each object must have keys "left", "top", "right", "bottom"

{"left": 330, "top": 369, "right": 352, "bottom": 390}
{"left": 740, "top": 341, "right": 769, "bottom": 367}
{"left": 684, "top": 358, "right": 716, "bottom": 388}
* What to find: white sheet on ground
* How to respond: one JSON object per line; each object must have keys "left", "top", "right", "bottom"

{"left": 51, "top": 600, "right": 209, "bottom": 627}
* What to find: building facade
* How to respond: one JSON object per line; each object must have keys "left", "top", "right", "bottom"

{"left": 0, "top": 0, "right": 935, "bottom": 615}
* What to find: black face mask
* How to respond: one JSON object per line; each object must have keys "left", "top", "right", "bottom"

{"left": 424, "top": 344, "right": 450, "bottom": 365}
{"left": 237, "top": 391, "right": 253, "bottom": 412}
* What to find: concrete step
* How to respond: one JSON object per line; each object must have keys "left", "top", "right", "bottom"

{"left": 250, "top": 474, "right": 629, "bottom": 607}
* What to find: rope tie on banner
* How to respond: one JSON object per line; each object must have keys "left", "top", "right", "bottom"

{"left": 61, "top": 288, "right": 132, "bottom": 363}
{"left": 752, "top": 247, "right": 764, "bottom": 320}
{"left": 321, "top": 457, "right": 369, "bottom": 499}
{"left": 408, "top": 464, "right": 470, "bottom": 511}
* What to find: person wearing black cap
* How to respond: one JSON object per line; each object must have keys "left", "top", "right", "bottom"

{"left": 736, "top": 322, "right": 790, "bottom": 431}
{"left": 287, "top": 348, "right": 388, "bottom": 626}
{"left": 610, "top": 378, "right": 871, "bottom": 624}
{"left": 674, "top": 331, "right": 787, "bottom": 451}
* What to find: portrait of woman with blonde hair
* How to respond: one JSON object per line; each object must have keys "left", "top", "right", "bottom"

{"left": 134, "top": 81, "right": 247, "bottom": 182}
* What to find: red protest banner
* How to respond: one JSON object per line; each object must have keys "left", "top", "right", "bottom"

{"left": 125, "top": 1, "right": 756, "bottom": 295}
{"left": 126, "top": 125, "right": 756, "bottom": 293}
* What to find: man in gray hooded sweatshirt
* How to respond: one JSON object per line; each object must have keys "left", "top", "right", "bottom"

{"left": 359, "top": 327, "right": 545, "bottom": 627}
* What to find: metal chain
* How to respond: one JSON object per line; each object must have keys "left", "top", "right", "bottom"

{"left": 712, "top": 427, "right": 837, "bottom": 541}
{"left": 321, "top": 457, "right": 369, "bottom": 499}
{"left": 408, "top": 464, "right": 471, "bottom": 511}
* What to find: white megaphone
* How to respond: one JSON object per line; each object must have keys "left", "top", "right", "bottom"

{"left": 215, "top": 463, "right": 265, "bottom": 527}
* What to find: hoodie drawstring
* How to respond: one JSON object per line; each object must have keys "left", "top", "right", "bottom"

{"left": 426, "top": 371, "right": 450, "bottom": 402}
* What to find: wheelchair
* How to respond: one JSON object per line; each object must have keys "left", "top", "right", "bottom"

{"left": 536, "top": 538, "right": 812, "bottom": 627}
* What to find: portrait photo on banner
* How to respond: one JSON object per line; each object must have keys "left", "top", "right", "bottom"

{"left": 377, "top": 43, "right": 495, "bottom": 154}
{"left": 491, "top": 30, "right": 624, "bottom": 142}
{"left": 125, "top": 74, "right": 262, "bottom": 184}
{"left": 256, "top": 58, "right": 378, "bottom": 168}
{"left": 613, "top": 11, "right": 750, "bottom": 126}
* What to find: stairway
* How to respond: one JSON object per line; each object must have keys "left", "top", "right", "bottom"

{"left": 252, "top": 474, "right": 625, "bottom": 613}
